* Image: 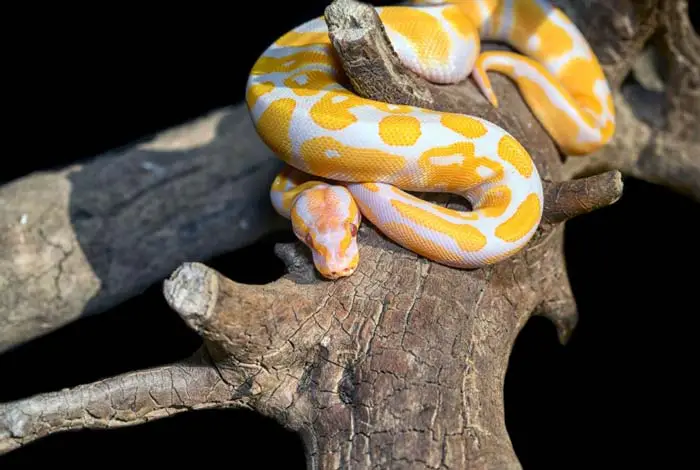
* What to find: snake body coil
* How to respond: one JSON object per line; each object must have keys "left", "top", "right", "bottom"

{"left": 246, "top": 0, "right": 615, "bottom": 279}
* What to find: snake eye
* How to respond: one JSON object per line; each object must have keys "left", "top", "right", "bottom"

{"left": 304, "top": 233, "right": 314, "bottom": 248}
{"left": 348, "top": 222, "right": 358, "bottom": 237}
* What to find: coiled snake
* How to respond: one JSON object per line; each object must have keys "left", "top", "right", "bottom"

{"left": 245, "top": 0, "right": 615, "bottom": 279}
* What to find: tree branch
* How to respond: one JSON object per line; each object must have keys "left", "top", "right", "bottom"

{"left": 0, "top": 348, "right": 237, "bottom": 455}
{"left": 2, "top": 1, "right": 693, "bottom": 467}
{"left": 0, "top": 106, "right": 287, "bottom": 354}
{"left": 542, "top": 171, "right": 624, "bottom": 224}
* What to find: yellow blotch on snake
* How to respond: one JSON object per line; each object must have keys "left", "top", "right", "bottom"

{"left": 285, "top": 70, "right": 338, "bottom": 97}
{"left": 310, "top": 91, "right": 365, "bottom": 130}
{"left": 390, "top": 199, "right": 488, "bottom": 252}
{"left": 378, "top": 7, "right": 451, "bottom": 67}
{"left": 246, "top": 81, "right": 274, "bottom": 108}
{"left": 300, "top": 136, "right": 408, "bottom": 181}
{"left": 495, "top": 193, "right": 542, "bottom": 243}
{"left": 418, "top": 142, "right": 504, "bottom": 191}
{"left": 511, "top": 0, "right": 573, "bottom": 57}
{"left": 490, "top": 60, "right": 595, "bottom": 154}
{"left": 441, "top": 5, "right": 480, "bottom": 42}
{"left": 440, "top": 114, "right": 488, "bottom": 139}
{"left": 256, "top": 98, "right": 296, "bottom": 161}
{"left": 379, "top": 115, "right": 422, "bottom": 146}
{"left": 497, "top": 134, "right": 535, "bottom": 178}
{"left": 480, "top": 184, "right": 513, "bottom": 218}
{"left": 557, "top": 57, "right": 609, "bottom": 118}
{"left": 251, "top": 50, "right": 335, "bottom": 75}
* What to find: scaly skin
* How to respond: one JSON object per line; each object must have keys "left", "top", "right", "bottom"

{"left": 245, "top": 1, "right": 615, "bottom": 280}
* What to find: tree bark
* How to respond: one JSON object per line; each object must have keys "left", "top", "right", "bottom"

{"left": 1, "top": 0, "right": 698, "bottom": 468}
{"left": 0, "top": 347, "right": 234, "bottom": 455}
{"left": 0, "top": 108, "right": 287, "bottom": 353}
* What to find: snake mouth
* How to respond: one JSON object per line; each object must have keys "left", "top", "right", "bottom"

{"left": 319, "top": 264, "right": 358, "bottom": 280}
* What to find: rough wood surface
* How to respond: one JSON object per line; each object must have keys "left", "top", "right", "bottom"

{"left": 1, "top": 0, "right": 696, "bottom": 356}
{"left": 0, "top": 108, "right": 287, "bottom": 353}
{"left": 0, "top": 347, "right": 233, "bottom": 455}
{"left": 1, "top": 0, "right": 698, "bottom": 468}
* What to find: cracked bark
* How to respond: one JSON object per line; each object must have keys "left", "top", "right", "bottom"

{"left": 0, "top": 348, "right": 236, "bottom": 455}
{"left": 0, "top": 0, "right": 697, "bottom": 468}
{"left": 0, "top": 109, "right": 288, "bottom": 353}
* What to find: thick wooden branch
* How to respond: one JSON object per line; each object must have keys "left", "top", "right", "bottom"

{"left": 0, "top": 106, "right": 287, "bottom": 353}
{"left": 0, "top": 348, "right": 236, "bottom": 455}
{"left": 2, "top": 0, "right": 693, "bottom": 467}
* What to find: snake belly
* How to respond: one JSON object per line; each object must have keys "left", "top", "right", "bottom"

{"left": 245, "top": 1, "right": 614, "bottom": 278}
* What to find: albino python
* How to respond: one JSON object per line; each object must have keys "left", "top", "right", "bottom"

{"left": 245, "top": 0, "right": 615, "bottom": 279}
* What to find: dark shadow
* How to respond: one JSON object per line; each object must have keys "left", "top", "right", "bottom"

{"left": 505, "top": 177, "right": 698, "bottom": 468}
{"left": 619, "top": 32, "right": 668, "bottom": 128}
{"left": 689, "top": 1, "right": 698, "bottom": 34}
{"left": 207, "top": 230, "right": 296, "bottom": 284}
{"left": 0, "top": 408, "right": 306, "bottom": 469}
{"left": 0, "top": 281, "right": 202, "bottom": 403}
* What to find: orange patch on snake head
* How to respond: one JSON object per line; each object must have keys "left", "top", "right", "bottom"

{"left": 291, "top": 184, "right": 362, "bottom": 280}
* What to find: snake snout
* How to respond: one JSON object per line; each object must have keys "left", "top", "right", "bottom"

{"left": 315, "top": 254, "right": 359, "bottom": 280}
{"left": 326, "top": 264, "right": 358, "bottom": 279}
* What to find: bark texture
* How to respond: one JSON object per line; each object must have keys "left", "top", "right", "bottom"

{"left": 0, "top": 108, "right": 287, "bottom": 353}
{"left": 1, "top": 0, "right": 698, "bottom": 468}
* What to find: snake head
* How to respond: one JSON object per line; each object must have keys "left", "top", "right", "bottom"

{"left": 290, "top": 184, "right": 361, "bottom": 280}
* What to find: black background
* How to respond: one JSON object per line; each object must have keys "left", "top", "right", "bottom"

{"left": 1, "top": 2, "right": 698, "bottom": 468}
